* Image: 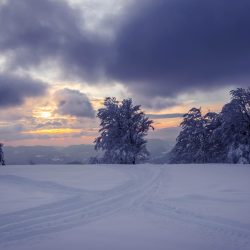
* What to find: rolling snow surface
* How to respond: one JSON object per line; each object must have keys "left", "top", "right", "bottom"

{"left": 0, "top": 164, "right": 250, "bottom": 250}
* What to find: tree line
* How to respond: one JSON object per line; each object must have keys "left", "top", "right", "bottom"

{"left": 170, "top": 88, "right": 250, "bottom": 164}
{"left": 91, "top": 87, "right": 250, "bottom": 164}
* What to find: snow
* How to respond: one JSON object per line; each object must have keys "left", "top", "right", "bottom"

{"left": 0, "top": 164, "right": 250, "bottom": 250}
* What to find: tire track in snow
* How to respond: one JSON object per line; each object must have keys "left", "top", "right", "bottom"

{"left": 143, "top": 167, "right": 250, "bottom": 249}
{"left": 3, "top": 165, "right": 249, "bottom": 249}
{"left": 0, "top": 166, "right": 162, "bottom": 245}
{"left": 145, "top": 201, "right": 250, "bottom": 249}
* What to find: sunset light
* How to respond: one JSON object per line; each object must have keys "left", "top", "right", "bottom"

{"left": 22, "top": 128, "right": 82, "bottom": 135}
{"left": 39, "top": 111, "right": 52, "bottom": 119}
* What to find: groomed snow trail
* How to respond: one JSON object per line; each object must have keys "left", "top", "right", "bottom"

{"left": 0, "top": 164, "right": 250, "bottom": 250}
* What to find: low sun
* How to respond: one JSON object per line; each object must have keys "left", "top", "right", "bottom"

{"left": 32, "top": 107, "right": 54, "bottom": 119}
{"left": 39, "top": 111, "right": 52, "bottom": 119}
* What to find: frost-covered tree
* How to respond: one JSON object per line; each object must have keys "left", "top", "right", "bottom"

{"left": 170, "top": 87, "right": 250, "bottom": 164}
{"left": 203, "top": 112, "right": 221, "bottom": 162}
{"left": 94, "top": 97, "right": 154, "bottom": 164}
{"left": 169, "top": 108, "right": 206, "bottom": 163}
{"left": 170, "top": 108, "right": 222, "bottom": 163}
{"left": 212, "top": 88, "right": 250, "bottom": 163}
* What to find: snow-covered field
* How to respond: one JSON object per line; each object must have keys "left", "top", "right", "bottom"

{"left": 0, "top": 164, "right": 250, "bottom": 250}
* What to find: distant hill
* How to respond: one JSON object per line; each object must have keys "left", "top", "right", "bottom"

{"left": 4, "top": 145, "right": 96, "bottom": 165}
{"left": 147, "top": 139, "right": 173, "bottom": 163}
{"left": 4, "top": 139, "right": 173, "bottom": 165}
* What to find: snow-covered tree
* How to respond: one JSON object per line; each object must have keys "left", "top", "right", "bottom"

{"left": 203, "top": 112, "right": 221, "bottom": 162}
{"left": 94, "top": 97, "right": 154, "bottom": 164}
{"left": 0, "top": 143, "right": 5, "bottom": 166}
{"left": 170, "top": 108, "right": 223, "bottom": 163}
{"left": 212, "top": 88, "right": 250, "bottom": 163}
{"left": 169, "top": 108, "right": 206, "bottom": 163}
{"left": 170, "top": 87, "right": 250, "bottom": 164}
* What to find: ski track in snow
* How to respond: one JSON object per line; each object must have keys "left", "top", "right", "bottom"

{"left": 144, "top": 201, "right": 250, "bottom": 249}
{"left": 0, "top": 166, "right": 161, "bottom": 245}
{"left": 0, "top": 165, "right": 250, "bottom": 249}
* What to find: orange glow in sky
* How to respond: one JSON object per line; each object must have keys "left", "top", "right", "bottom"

{"left": 22, "top": 128, "right": 82, "bottom": 135}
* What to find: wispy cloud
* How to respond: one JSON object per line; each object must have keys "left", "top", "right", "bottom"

{"left": 147, "top": 113, "right": 184, "bottom": 119}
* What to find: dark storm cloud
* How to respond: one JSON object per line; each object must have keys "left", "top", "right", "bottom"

{"left": 0, "top": 74, "right": 47, "bottom": 107}
{"left": 107, "top": 0, "right": 250, "bottom": 97}
{"left": 1, "top": 0, "right": 250, "bottom": 101}
{"left": 0, "top": 0, "right": 108, "bottom": 81}
{"left": 54, "top": 88, "right": 95, "bottom": 118}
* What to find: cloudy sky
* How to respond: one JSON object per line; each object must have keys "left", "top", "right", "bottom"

{"left": 0, "top": 0, "right": 249, "bottom": 146}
